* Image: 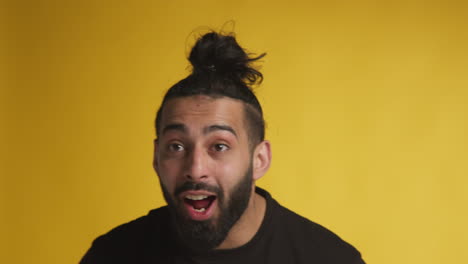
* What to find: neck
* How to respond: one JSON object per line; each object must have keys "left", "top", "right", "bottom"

{"left": 216, "top": 189, "right": 266, "bottom": 249}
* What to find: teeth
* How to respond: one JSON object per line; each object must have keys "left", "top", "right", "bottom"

{"left": 185, "top": 194, "right": 208, "bottom": 200}
{"left": 193, "top": 208, "right": 206, "bottom": 212}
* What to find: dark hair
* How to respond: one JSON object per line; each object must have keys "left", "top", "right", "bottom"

{"left": 155, "top": 32, "right": 266, "bottom": 147}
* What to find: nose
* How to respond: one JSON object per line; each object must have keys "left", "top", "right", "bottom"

{"left": 185, "top": 146, "right": 209, "bottom": 181}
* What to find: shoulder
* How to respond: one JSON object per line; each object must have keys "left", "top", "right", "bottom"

{"left": 270, "top": 198, "right": 364, "bottom": 263}
{"left": 80, "top": 206, "right": 172, "bottom": 263}
{"left": 94, "top": 206, "right": 169, "bottom": 246}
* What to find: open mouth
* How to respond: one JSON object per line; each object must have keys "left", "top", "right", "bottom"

{"left": 184, "top": 194, "right": 216, "bottom": 214}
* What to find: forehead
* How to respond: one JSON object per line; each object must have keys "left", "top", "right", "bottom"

{"left": 160, "top": 95, "right": 247, "bottom": 134}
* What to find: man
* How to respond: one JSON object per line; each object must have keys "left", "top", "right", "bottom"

{"left": 81, "top": 32, "right": 365, "bottom": 263}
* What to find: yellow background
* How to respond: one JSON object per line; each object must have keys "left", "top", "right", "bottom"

{"left": 2, "top": 1, "right": 467, "bottom": 263}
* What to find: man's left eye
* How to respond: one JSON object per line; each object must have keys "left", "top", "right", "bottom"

{"left": 213, "top": 144, "right": 229, "bottom": 152}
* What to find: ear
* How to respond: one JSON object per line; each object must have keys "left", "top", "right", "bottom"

{"left": 252, "top": 140, "right": 272, "bottom": 181}
{"left": 152, "top": 139, "right": 159, "bottom": 175}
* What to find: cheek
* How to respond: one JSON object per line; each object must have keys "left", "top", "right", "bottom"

{"left": 214, "top": 158, "right": 249, "bottom": 188}
{"left": 157, "top": 160, "right": 183, "bottom": 190}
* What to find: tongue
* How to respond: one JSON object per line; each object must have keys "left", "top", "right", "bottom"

{"left": 186, "top": 198, "right": 213, "bottom": 210}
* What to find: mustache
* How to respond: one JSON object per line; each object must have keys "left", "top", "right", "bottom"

{"left": 174, "top": 181, "right": 222, "bottom": 197}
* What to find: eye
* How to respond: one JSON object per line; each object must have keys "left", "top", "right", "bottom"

{"left": 168, "top": 143, "right": 185, "bottom": 152}
{"left": 213, "top": 143, "right": 229, "bottom": 152}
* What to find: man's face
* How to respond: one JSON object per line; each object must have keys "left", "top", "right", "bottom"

{"left": 154, "top": 95, "right": 255, "bottom": 251}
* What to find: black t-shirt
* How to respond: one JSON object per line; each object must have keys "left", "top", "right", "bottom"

{"left": 81, "top": 188, "right": 365, "bottom": 264}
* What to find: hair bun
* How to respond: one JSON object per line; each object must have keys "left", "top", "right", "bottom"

{"left": 188, "top": 32, "right": 265, "bottom": 86}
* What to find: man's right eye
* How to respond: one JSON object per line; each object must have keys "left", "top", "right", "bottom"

{"left": 168, "top": 143, "right": 184, "bottom": 152}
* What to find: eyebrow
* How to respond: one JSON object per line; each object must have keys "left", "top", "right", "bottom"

{"left": 162, "top": 123, "right": 187, "bottom": 135}
{"left": 162, "top": 123, "right": 237, "bottom": 138}
{"left": 203, "top": 125, "right": 237, "bottom": 138}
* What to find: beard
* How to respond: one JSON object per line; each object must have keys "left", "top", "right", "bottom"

{"left": 160, "top": 164, "right": 253, "bottom": 254}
